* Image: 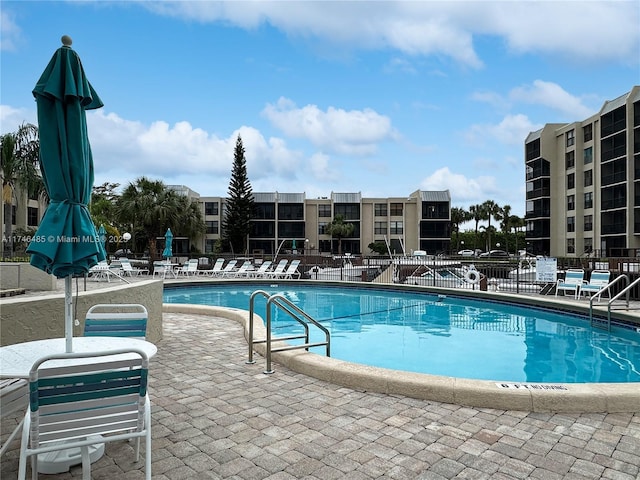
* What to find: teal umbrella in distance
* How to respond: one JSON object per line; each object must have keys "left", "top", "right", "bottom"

{"left": 26, "top": 35, "right": 106, "bottom": 352}
{"left": 162, "top": 228, "right": 173, "bottom": 259}
{"left": 97, "top": 224, "right": 107, "bottom": 252}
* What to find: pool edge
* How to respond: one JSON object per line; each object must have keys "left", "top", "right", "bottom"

{"left": 162, "top": 303, "right": 640, "bottom": 414}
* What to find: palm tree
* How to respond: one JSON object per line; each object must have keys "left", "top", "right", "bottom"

{"left": 1, "top": 123, "right": 43, "bottom": 258}
{"left": 468, "top": 204, "right": 486, "bottom": 251}
{"left": 116, "top": 177, "right": 205, "bottom": 260}
{"left": 326, "top": 214, "right": 355, "bottom": 255}
{"left": 450, "top": 207, "right": 471, "bottom": 252}
{"left": 498, "top": 204, "right": 512, "bottom": 252}
{"left": 482, "top": 200, "right": 501, "bottom": 250}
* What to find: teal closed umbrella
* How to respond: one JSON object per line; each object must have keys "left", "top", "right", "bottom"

{"left": 162, "top": 228, "right": 173, "bottom": 259}
{"left": 26, "top": 35, "right": 106, "bottom": 352}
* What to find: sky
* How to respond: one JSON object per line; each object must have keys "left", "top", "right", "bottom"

{"left": 1, "top": 1, "right": 639, "bottom": 219}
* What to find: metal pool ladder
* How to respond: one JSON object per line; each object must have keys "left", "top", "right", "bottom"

{"left": 247, "top": 290, "right": 331, "bottom": 374}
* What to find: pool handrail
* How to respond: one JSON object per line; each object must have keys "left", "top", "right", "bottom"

{"left": 247, "top": 290, "right": 330, "bottom": 373}
{"left": 589, "top": 273, "right": 632, "bottom": 330}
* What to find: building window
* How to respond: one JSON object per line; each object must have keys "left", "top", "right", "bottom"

{"left": 584, "top": 192, "right": 593, "bottom": 209}
{"left": 318, "top": 222, "right": 328, "bottom": 234}
{"left": 390, "top": 221, "right": 403, "bottom": 235}
{"left": 584, "top": 237, "right": 593, "bottom": 253}
{"left": 584, "top": 169, "right": 593, "bottom": 187}
{"left": 567, "top": 216, "right": 575, "bottom": 233}
{"left": 254, "top": 203, "right": 275, "bottom": 219}
{"left": 567, "top": 238, "right": 575, "bottom": 254}
{"left": 204, "top": 202, "right": 219, "bottom": 216}
{"left": 374, "top": 203, "right": 387, "bottom": 216}
{"left": 390, "top": 203, "right": 403, "bottom": 216}
{"left": 205, "top": 239, "right": 216, "bottom": 253}
{"left": 567, "top": 195, "right": 575, "bottom": 211}
{"left": 584, "top": 215, "right": 593, "bottom": 231}
{"left": 374, "top": 221, "right": 387, "bottom": 234}
{"left": 567, "top": 173, "right": 575, "bottom": 190}
{"left": 27, "top": 207, "right": 39, "bottom": 226}
{"left": 205, "top": 220, "right": 218, "bottom": 234}
{"left": 318, "top": 204, "right": 331, "bottom": 217}
{"left": 278, "top": 204, "right": 304, "bottom": 220}
{"left": 583, "top": 123, "right": 593, "bottom": 142}
{"left": 334, "top": 204, "right": 360, "bottom": 220}
{"left": 565, "top": 150, "right": 575, "bottom": 169}
{"left": 11, "top": 205, "right": 16, "bottom": 225}
{"left": 584, "top": 146, "right": 593, "bottom": 164}
{"left": 566, "top": 129, "right": 575, "bottom": 147}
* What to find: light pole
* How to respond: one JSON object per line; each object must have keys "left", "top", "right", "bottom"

{"left": 123, "top": 232, "right": 131, "bottom": 256}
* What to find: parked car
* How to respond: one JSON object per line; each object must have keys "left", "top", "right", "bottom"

{"left": 457, "top": 249, "right": 476, "bottom": 257}
{"left": 114, "top": 248, "right": 133, "bottom": 258}
{"left": 479, "top": 249, "right": 509, "bottom": 258}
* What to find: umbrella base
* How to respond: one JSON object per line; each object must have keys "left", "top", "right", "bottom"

{"left": 37, "top": 436, "right": 105, "bottom": 474}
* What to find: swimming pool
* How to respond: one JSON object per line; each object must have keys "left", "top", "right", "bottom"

{"left": 164, "top": 283, "right": 640, "bottom": 384}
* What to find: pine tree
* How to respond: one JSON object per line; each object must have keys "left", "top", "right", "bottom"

{"left": 222, "top": 135, "right": 255, "bottom": 254}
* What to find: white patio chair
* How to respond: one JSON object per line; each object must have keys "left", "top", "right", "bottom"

{"left": 17, "top": 349, "right": 152, "bottom": 480}
{"left": 581, "top": 270, "right": 612, "bottom": 302}
{"left": 84, "top": 304, "right": 148, "bottom": 339}
{"left": 0, "top": 378, "right": 29, "bottom": 457}
{"left": 555, "top": 268, "right": 584, "bottom": 299}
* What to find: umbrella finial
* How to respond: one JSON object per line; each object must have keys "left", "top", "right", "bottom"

{"left": 61, "top": 35, "right": 72, "bottom": 47}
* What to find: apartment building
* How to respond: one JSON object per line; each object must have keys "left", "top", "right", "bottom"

{"left": 0, "top": 190, "right": 47, "bottom": 255}
{"left": 525, "top": 85, "right": 640, "bottom": 258}
{"left": 193, "top": 189, "right": 451, "bottom": 256}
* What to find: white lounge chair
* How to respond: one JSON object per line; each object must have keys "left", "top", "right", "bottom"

{"left": 17, "top": 349, "right": 152, "bottom": 480}
{"left": 223, "top": 260, "right": 252, "bottom": 278}
{"left": 217, "top": 259, "right": 238, "bottom": 278}
{"left": 581, "top": 270, "right": 611, "bottom": 301}
{"left": 177, "top": 259, "right": 199, "bottom": 277}
{"left": 203, "top": 258, "right": 225, "bottom": 277}
{"left": 250, "top": 260, "right": 273, "bottom": 278}
{"left": 264, "top": 259, "right": 288, "bottom": 279}
{"left": 120, "top": 258, "right": 149, "bottom": 276}
{"left": 555, "top": 269, "right": 584, "bottom": 299}
{"left": 280, "top": 259, "right": 301, "bottom": 279}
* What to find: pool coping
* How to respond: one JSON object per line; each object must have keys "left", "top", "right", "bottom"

{"left": 162, "top": 282, "right": 640, "bottom": 413}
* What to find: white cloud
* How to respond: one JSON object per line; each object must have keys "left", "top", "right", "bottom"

{"left": 0, "top": 105, "right": 36, "bottom": 132}
{"left": 262, "top": 97, "right": 395, "bottom": 156}
{"left": 420, "top": 167, "right": 498, "bottom": 204}
{"left": 143, "top": 1, "right": 638, "bottom": 67}
{"left": 466, "top": 114, "right": 540, "bottom": 147}
{"left": 0, "top": 11, "right": 21, "bottom": 52}
{"left": 510, "top": 80, "right": 595, "bottom": 119}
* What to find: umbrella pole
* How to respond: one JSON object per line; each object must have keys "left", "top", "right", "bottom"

{"left": 65, "top": 276, "right": 73, "bottom": 352}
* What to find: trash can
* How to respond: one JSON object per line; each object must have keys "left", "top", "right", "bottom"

{"left": 480, "top": 276, "right": 488, "bottom": 291}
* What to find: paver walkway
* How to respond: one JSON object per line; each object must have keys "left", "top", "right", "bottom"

{"left": 2, "top": 311, "right": 639, "bottom": 479}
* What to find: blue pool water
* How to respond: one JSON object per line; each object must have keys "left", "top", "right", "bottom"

{"left": 164, "top": 284, "right": 640, "bottom": 383}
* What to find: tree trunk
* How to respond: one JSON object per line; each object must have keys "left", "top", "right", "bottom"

{"left": 3, "top": 201, "right": 13, "bottom": 259}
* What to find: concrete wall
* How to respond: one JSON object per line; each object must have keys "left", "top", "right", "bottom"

{"left": 0, "top": 263, "right": 57, "bottom": 290}
{"left": 0, "top": 279, "right": 163, "bottom": 346}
